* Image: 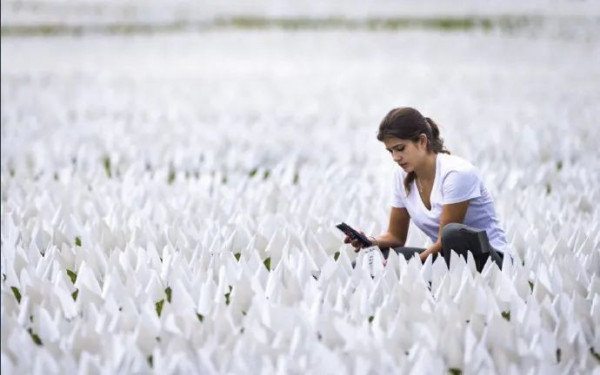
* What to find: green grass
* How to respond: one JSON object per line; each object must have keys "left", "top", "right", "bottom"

{"left": 155, "top": 299, "right": 164, "bottom": 317}
{"left": 216, "top": 16, "right": 518, "bottom": 32}
{"left": 11, "top": 286, "right": 21, "bottom": 303}
{"left": 27, "top": 328, "right": 43, "bottom": 346}
{"left": 0, "top": 15, "right": 550, "bottom": 37}
{"left": 263, "top": 257, "right": 271, "bottom": 271}
{"left": 225, "top": 286, "right": 232, "bottom": 305}
{"left": 67, "top": 269, "right": 77, "bottom": 283}
{"left": 165, "top": 287, "right": 172, "bottom": 303}
{"left": 155, "top": 287, "right": 172, "bottom": 316}
{"left": 102, "top": 155, "right": 112, "bottom": 178}
{"left": 167, "top": 167, "right": 176, "bottom": 184}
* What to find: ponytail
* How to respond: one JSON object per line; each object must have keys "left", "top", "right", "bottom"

{"left": 403, "top": 117, "right": 450, "bottom": 194}
{"left": 425, "top": 117, "right": 450, "bottom": 155}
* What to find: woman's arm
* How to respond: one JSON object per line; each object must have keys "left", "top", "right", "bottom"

{"left": 370, "top": 207, "right": 410, "bottom": 249}
{"left": 419, "top": 200, "right": 470, "bottom": 261}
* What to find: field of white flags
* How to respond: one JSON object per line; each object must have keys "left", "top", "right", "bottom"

{"left": 2, "top": 4, "right": 600, "bottom": 374}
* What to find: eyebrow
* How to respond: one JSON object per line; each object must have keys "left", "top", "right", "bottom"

{"left": 385, "top": 144, "right": 405, "bottom": 151}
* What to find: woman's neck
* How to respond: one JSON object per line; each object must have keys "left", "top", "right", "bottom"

{"left": 414, "top": 153, "right": 437, "bottom": 181}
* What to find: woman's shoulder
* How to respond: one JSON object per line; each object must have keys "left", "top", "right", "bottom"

{"left": 438, "top": 153, "right": 479, "bottom": 177}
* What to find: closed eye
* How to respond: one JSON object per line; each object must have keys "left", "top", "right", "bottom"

{"left": 386, "top": 146, "right": 405, "bottom": 153}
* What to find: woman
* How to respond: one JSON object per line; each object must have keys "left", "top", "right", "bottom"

{"left": 346, "top": 107, "right": 511, "bottom": 272}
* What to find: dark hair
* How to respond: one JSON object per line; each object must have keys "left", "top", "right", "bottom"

{"left": 377, "top": 107, "right": 450, "bottom": 194}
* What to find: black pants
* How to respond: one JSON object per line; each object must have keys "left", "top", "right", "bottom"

{"left": 381, "top": 223, "right": 504, "bottom": 272}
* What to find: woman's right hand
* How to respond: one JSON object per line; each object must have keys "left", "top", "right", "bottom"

{"left": 344, "top": 231, "right": 371, "bottom": 252}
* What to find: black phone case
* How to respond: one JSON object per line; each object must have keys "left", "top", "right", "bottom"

{"left": 336, "top": 222, "right": 372, "bottom": 247}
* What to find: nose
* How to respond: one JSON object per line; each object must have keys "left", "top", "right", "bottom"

{"left": 392, "top": 150, "right": 402, "bottom": 162}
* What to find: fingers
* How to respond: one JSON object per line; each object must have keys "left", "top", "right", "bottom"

{"left": 344, "top": 235, "right": 361, "bottom": 247}
{"left": 344, "top": 236, "right": 362, "bottom": 251}
{"left": 351, "top": 238, "right": 364, "bottom": 252}
{"left": 342, "top": 233, "right": 367, "bottom": 252}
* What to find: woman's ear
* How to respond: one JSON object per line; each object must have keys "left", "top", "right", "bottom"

{"left": 419, "top": 133, "right": 428, "bottom": 149}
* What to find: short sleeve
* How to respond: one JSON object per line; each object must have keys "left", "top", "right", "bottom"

{"left": 442, "top": 169, "right": 481, "bottom": 205}
{"left": 391, "top": 169, "right": 406, "bottom": 208}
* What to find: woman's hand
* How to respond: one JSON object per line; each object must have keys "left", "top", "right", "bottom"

{"left": 344, "top": 231, "right": 376, "bottom": 252}
{"left": 419, "top": 242, "right": 442, "bottom": 262}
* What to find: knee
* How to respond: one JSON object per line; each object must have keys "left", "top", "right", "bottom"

{"left": 441, "top": 223, "right": 463, "bottom": 242}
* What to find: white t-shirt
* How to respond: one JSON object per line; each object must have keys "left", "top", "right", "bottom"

{"left": 391, "top": 153, "right": 511, "bottom": 256}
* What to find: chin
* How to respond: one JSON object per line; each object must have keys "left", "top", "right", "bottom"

{"left": 398, "top": 164, "right": 412, "bottom": 172}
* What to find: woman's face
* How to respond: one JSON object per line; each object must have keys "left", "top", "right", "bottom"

{"left": 383, "top": 135, "right": 428, "bottom": 173}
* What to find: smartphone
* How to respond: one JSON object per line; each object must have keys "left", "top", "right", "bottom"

{"left": 336, "top": 222, "right": 372, "bottom": 247}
